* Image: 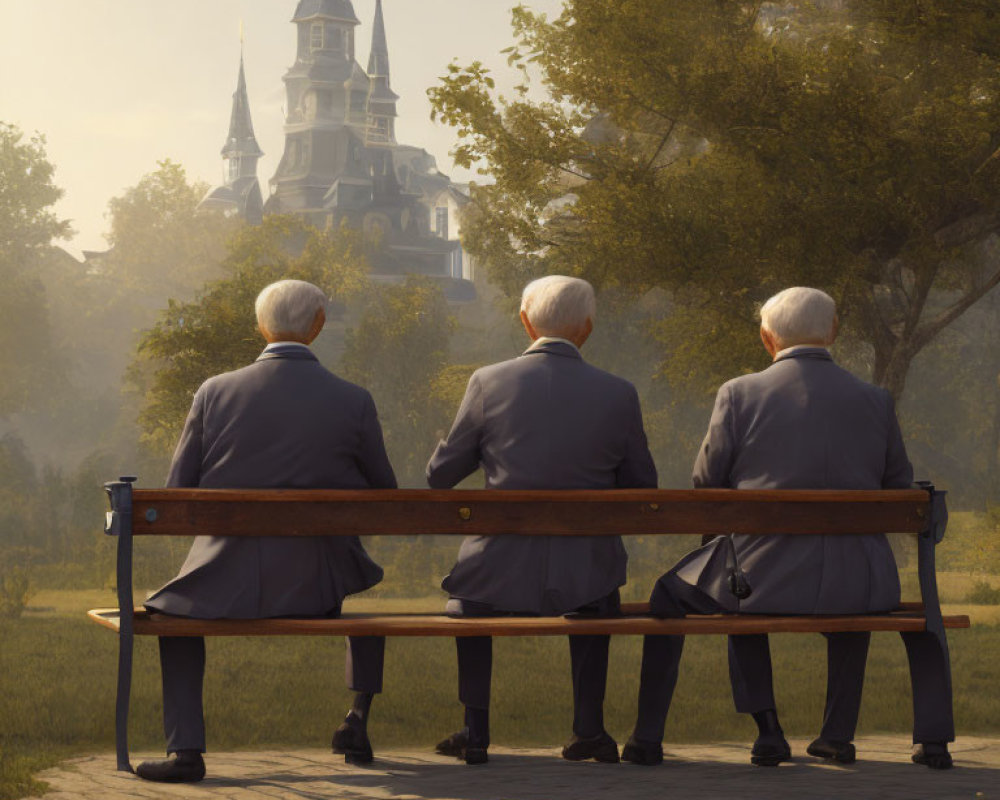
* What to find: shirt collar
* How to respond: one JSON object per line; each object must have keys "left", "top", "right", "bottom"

{"left": 526, "top": 336, "right": 581, "bottom": 354}
{"left": 263, "top": 341, "right": 312, "bottom": 353}
{"left": 774, "top": 344, "right": 832, "bottom": 362}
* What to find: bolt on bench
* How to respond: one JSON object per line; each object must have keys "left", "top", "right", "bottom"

{"left": 91, "top": 478, "right": 969, "bottom": 772}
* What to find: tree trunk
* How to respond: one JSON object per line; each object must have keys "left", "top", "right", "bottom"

{"left": 872, "top": 344, "right": 913, "bottom": 403}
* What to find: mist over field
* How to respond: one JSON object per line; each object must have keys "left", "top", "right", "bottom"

{"left": 2, "top": 0, "right": 1000, "bottom": 797}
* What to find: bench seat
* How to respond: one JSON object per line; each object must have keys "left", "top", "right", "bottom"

{"left": 87, "top": 602, "right": 970, "bottom": 638}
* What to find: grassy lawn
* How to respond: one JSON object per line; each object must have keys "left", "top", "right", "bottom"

{"left": 2, "top": 588, "right": 997, "bottom": 799}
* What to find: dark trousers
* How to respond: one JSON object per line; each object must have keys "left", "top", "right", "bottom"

{"left": 636, "top": 574, "right": 875, "bottom": 744}
{"left": 633, "top": 573, "right": 724, "bottom": 742}
{"left": 635, "top": 572, "right": 955, "bottom": 745}
{"left": 158, "top": 634, "right": 386, "bottom": 753}
{"left": 728, "top": 631, "right": 870, "bottom": 742}
{"left": 450, "top": 593, "right": 617, "bottom": 743}
{"left": 727, "top": 629, "right": 954, "bottom": 743}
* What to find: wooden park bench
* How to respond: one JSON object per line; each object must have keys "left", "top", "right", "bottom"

{"left": 91, "top": 478, "right": 969, "bottom": 772}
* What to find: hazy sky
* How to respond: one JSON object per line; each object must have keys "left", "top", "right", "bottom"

{"left": 0, "top": 0, "right": 564, "bottom": 257}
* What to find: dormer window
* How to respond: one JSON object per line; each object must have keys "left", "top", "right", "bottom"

{"left": 310, "top": 22, "right": 324, "bottom": 51}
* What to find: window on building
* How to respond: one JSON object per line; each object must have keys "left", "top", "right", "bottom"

{"left": 310, "top": 23, "right": 324, "bottom": 51}
{"left": 436, "top": 207, "right": 449, "bottom": 240}
{"left": 367, "top": 117, "right": 390, "bottom": 143}
{"left": 228, "top": 158, "right": 240, "bottom": 182}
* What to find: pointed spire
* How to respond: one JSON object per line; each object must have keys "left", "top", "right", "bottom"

{"left": 222, "top": 55, "right": 263, "bottom": 159}
{"left": 367, "top": 0, "right": 390, "bottom": 78}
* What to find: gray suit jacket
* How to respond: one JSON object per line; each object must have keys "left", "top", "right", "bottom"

{"left": 427, "top": 340, "right": 658, "bottom": 614}
{"left": 145, "top": 345, "right": 396, "bottom": 619}
{"left": 673, "top": 347, "right": 912, "bottom": 614}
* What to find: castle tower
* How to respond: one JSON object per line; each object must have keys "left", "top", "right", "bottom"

{"left": 200, "top": 51, "right": 264, "bottom": 224}
{"left": 365, "top": 0, "right": 398, "bottom": 146}
{"left": 268, "top": 0, "right": 372, "bottom": 213}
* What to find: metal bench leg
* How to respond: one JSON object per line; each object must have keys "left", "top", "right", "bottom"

{"left": 105, "top": 477, "right": 136, "bottom": 773}
{"left": 905, "top": 483, "right": 955, "bottom": 744}
{"left": 901, "top": 626, "right": 954, "bottom": 743}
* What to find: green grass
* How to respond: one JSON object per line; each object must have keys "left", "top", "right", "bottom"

{"left": 2, "top": 592, "right": 998, "bottom": 799}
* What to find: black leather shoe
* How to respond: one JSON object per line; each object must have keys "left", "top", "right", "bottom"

{"left": 332, "top": 713, "right": 374, "bottom": 765}
{"left": 135, "top": 751, "right": 205, "bottom": 783}
{"left": 750, "top": 732, "right": 791, "bottom": 767}
{"left": 562, "top": 731, "right": 620, "bottom": 763}
{"left": 436, "top": 729, "right": 489, "bottom": 764}
{"left": 912, "top": 742, "right": 953, "bottom": 770}
{"left": 465, "top": 747, "right": 489, "bottom": 765}
{"left": 436, "top": 728, "right": 469, "bottom": 758}
{"left": 621, "top": 736, "right": 663, "bottom": 766}
{"left": 807, "top": 738, "right": 856, "bottom": 764}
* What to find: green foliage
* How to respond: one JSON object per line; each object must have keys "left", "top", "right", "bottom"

{"left": 102, "top": 159, "right": 235, "bottom": 300}
{"left": 0, "top": 436, "right": 119, "bottom": 592}
{"left": 0, "top": 122, "right": 70, "bottom": 259}
{"left": 341, "top": 277, "right": 457, "bottom": 485}
{"left": 428, "top": 0, "right": 1000, "bottom": 400}
{"left": 132, "top": 216, "right": 370, "bottom": 455}
{"left": 0, "top": 569, "right": 32, "bottom": 620}
{"left": 0, "top": 123, "right": 71, "bottom": 416}
{"left": 966, "top": 580, "right": 1000, "bottom": 605}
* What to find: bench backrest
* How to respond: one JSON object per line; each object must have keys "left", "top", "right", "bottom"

{"left": 128, "top": 488, "right": 932, "bottom": 538}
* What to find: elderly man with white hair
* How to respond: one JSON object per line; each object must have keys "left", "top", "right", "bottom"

{"left": 623, "top": 286, "right": 953, "bottom": 770}
{"left": 427, "top": 275, "right": 658, "bottom": 765}
{"left": 136, "top": 279, "right": 397, "bottom": 782}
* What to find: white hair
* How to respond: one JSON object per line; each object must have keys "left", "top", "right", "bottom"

{"left": 759, "top": 286, "right": 837, "bottom": 346}
{"left": 255, "top": 280, "right": 328, "bottom": 338}
{"left": 520, "top": 275, "right": 596, "bottom": 337}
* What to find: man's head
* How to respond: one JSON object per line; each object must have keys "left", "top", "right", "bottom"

{"left": 255, "top": 279, "right": 328, "bottom": 345}
{"left": 519, "top": 275, "right": 596, "bottom": 347}
{"left": 759, "top": 286, "right": 838, "bottom": 358}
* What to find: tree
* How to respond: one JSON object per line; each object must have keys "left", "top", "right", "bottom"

{"left": 102, "top": 159, "right": 235, "bottom": 300}
{"left": 429, "top": 1, "right": 1000, "bottom": 400}
{"left": 341, "top": 277, "right": 457, "bottom": 485}
{"left": 0, "top": 122, "right": 71, "bottom": 415}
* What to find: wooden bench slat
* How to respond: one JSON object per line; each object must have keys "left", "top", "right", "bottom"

{"left": 131, "top": 488, "right": 930, "bottom": 538}
{"left": 87, "top": 608, "right": 970, "bottom": 637}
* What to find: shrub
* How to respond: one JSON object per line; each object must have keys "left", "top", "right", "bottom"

{"left": 965, "top": 580, "right": 1000, "bottom": 605}
{"left": 0, "top": 568, "right": 33, "bottom": 619}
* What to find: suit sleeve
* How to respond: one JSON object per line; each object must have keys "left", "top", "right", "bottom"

{"left": 166, "top": 385, "right": 206, "bottom": 488}
{"left": 692, "top": 382, "right": 737, "bottom": 489}
{"left": 426, "top": 372, "right": 483, "bottom": 489}
{"left": 614, "top": 385, "right": 658, "bottom": 488}
{"left": 881, "top": 390, "right": 914, "bottom": 489}
{"left": 356, "top": 392, "right": 398, "bottom": 489}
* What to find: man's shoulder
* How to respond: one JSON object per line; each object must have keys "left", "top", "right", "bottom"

{"left": 200, "top": 360, "right": 371, "bottom": 403}
{"left": 475, "top": 353, "right": 636, "bottom": 393}
{"left": 724, "top": 358, "right": 890, "bottom": 403}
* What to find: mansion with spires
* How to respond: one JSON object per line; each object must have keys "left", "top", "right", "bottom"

{"left": 201, "top": 0, "right": 475, "bottom": 298}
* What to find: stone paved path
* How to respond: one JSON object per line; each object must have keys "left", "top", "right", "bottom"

{"left": 26, "top": 736, "right": 999, "bottom": 800}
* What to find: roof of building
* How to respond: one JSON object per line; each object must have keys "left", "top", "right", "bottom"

{"left": 292, "top": 0, "right": 360, "bottom": 25}
{"left": 200, "top": 176, "right": 264, "bottom": 224}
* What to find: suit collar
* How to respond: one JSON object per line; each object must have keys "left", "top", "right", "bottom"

{"left": 521, "top": 339, "right": 583, "bottom": 360}
{"left": 773, "top": 346, "right": 833, "bottom": 364}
